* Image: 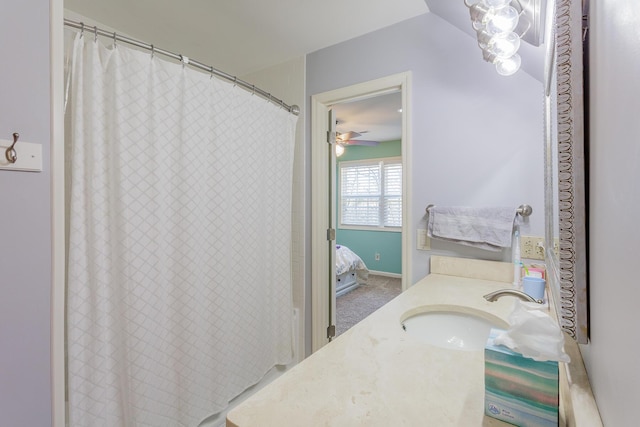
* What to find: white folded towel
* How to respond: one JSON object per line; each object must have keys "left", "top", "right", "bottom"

{"left": 427, "top": 206, "right": 517, "bottom": 251}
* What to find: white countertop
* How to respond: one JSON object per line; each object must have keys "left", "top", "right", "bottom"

{"left": 227, "top": 257, "right": 600, "bottom": 427}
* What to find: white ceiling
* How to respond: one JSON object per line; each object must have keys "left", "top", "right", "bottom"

{"left": 64, "top": 0, "right": 429, "bottom": 76}
{"left": 64, "top": 0, "right": 428, "bottom": 143}
{"left": 64, "top": 0, "right": 546, "bottom": 143}
{"left": 333, "top": 92, "right": 403, "bottom": 143}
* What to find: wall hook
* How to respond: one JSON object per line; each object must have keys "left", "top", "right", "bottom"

{"left": 5, "top": 132, "right": 19, "bottom": 164}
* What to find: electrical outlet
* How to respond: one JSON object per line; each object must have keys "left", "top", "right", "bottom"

{"left": 374, "top": 252, "right": 381, "bottom": 261}
{"left": 520, "top": 236, "right": 545, "bottom": 260}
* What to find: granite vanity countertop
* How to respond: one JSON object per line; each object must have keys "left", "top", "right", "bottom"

{"left": 226, "top": 257, "right": 600, "bottom": 427}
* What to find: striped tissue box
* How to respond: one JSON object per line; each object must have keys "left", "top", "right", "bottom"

{"left": 484, "top": 328, "right": 559, "bottom": 427}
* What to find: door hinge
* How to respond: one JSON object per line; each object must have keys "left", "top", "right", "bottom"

{"left": 326, "top": 130, "right": 335, "bottom": 144}
{"left": 327, "top": 228, "right": 336, "bottom": 241}
{"left": 327, "top": 324, "right": 336, "bottom": 339}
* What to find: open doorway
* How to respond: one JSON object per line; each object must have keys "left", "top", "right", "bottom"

{"left": 332, "top": 92, "right": 403, "bottom": 336}
{"left": 310, "top": 72, "right": 412, "bottom": 352}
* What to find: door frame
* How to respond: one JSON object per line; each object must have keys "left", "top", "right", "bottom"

{"left": 50, "top": 0, "right": 65, "bottom": 425}
{"left": 310, "top": 72, "right": 412, "bottom": 352}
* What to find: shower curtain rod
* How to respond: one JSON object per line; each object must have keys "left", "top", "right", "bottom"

{"left": 64, "top": 18, "right": 300, "bottom": 116}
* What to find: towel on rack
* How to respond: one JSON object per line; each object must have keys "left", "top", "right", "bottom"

{"left": 427, "top": 206, "right": 518, "bottom": 251}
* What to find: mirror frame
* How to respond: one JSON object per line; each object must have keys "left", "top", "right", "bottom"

{"left": 545, "top": 0, "right": 588, "bottom": 343}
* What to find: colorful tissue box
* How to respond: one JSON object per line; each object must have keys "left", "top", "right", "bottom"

{"left": 485, "top": 328, "right": 559, "bottom": 427}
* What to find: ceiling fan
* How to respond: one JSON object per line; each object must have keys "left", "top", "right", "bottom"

{"left": 336, "top": 130, "right": 380, "bottom": 146}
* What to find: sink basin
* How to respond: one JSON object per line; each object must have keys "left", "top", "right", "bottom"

{"left": 401, "top": 309, "right": 506, "bottom": 351}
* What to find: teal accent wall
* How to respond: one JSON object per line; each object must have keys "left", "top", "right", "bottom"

{"left": 336, "top": 140, "right": 402, "bottom": 275}
{"left": 338, "top": 139, "right": 401, "bottom": 161}
{"left": 337, "top": 229, "right": 402, "bottom": 274}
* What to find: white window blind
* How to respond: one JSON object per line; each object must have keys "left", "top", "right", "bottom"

{"left": 339, "top": 157, "right": 402, "bottom": 229}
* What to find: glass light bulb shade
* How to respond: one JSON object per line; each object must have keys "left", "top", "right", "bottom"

{"left": 485, "top": 0, "right": 512, "bottom": 9}
{"left": 335, "top": 144, "right": 345, "bottom": 157}
{"left": 488, "top": 32, "right": 521, "bottom": 58}
{"left": 475, "top": 30, "right": 491, "bottom": 47}
{"left": 469, "top": 3, "right": 490, "bottom": 30}
{"left": 472, "top": 19, "right": 486, "bottom": 31}
{"left": 486, "top": 6, "right": 519, "bottom": 34}
{"left": 495, "top": 54, "right": 521, "bottom": 76}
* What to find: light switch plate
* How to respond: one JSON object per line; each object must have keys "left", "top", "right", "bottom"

{"left": 0, "top": 139, "right": 43, "bottom": 172}
{"left": 417, "top": 229, "right": 431, "bottom": 250}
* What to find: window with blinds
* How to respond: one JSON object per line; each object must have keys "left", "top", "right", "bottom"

{"left": 339, "top": 157, "right": 402, "bottom": 230}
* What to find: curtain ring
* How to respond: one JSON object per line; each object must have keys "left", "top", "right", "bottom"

{"left": 113, "top": 31, "right": 117, "bottom": 47}
{"left": 80, "top": 22, "right": 85, "bottom": 38}
{"left": 150, "top": 44, "right": 154, "bottom": 59}
{"left": 180, "top": 55, "right": 189, "bottom": 68}
{"left": 233, "top": 77, "right": 237, "bottom": 88}
{"left": 93, "top": 26, "right": 98, "bottom": 42}
{"left": 209, "top": 66, "right": 214, "bottom": 79}
{"left": 251, "top": 85, "right": 255, "bottom": 96}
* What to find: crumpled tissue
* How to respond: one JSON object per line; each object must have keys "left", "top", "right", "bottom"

{"left": 493, "top": 301, "right": 570, "bottom": 362}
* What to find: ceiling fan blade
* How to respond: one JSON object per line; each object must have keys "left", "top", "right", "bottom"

{"left": 337, "top": 131, "right": 361, "bottom": 141}
{"left": 345, "top": 139, "right": 379, "bottom": 146}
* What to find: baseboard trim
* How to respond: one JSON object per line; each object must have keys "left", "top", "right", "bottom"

{"left": 368, "top": 270, "right": 402, "bottom": 279}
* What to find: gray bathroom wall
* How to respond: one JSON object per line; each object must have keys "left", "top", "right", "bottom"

{"left": 0, "top": 0, "right": 53, "bottom": 425}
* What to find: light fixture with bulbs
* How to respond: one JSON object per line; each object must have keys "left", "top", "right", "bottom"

{"left": 464, "top": 0, "right": 546, "bottom": 76}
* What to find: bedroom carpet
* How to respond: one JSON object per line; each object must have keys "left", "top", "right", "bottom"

{"left": 336, "top": 274, "right": 402, "bottom": 336}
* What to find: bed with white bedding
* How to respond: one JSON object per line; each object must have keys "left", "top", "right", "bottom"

{"left": 335, "top": 245, "right": 369, "bottom": 297}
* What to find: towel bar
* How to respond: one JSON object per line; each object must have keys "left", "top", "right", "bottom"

{"left": 425, "top": 204, "right": 532, "bottom": 217}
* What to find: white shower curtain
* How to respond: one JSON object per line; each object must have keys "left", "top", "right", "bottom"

{"left": 66, "top": 33, "right": 297, "bottom": 426}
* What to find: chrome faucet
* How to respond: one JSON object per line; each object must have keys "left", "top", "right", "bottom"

{"left": 483, "top": 289, "right": 543, "bottom": 304}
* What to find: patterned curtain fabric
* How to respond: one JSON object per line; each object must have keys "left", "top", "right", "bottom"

{"left": 66, "top": 32, "right": 297, "bottom": 426}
